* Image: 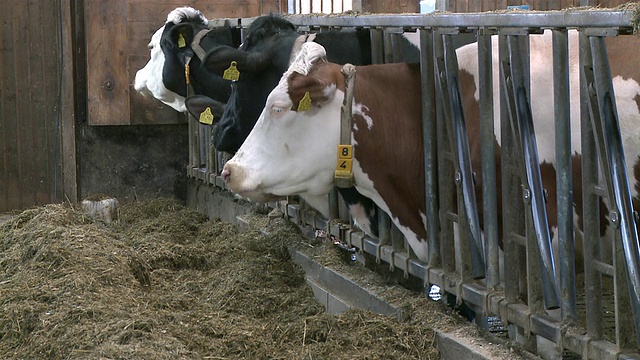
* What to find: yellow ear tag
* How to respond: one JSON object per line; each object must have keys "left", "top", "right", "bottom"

{"left": 178, "top": 33, "right": 187, "bottom": 48}
{"left": 223, "top": 61, "right": 240, "bottom": 81}
{"left": 297, "top": 91, "right": 312, "bottom": 112}
{"left": 199, "top": 107, "right": 214, "bottom": 125}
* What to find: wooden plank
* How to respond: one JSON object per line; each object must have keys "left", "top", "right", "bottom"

{"left": 0, "top": 0, "right": 12, "bottom": 211}
{"left": 363, "top": 0, "right": 418, "bottom": 13}
{"left": 496, "top": 0, "right": 508, "bottom": 9}
{"left": 86, "top": 0, "right": 130, "bottom": 125}
{"left": 482, "top": 0, "right": 496, "bottom": 11}
{"left": 60, "top": 0, "right": 78, "bottom": 203}
{"left": 28, "top": 0, "right": 52, "bottom": 205}
{"left": 469, "top": 0, "right": 483, "bottom": 12}
{"left": 128, "top": 1, "right": 258, "bottom": 20}
{"left": 14, "top": 0, "right": 35, "bottom": 208}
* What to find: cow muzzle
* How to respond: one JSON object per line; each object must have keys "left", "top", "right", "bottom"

{"left": 221, "top": 163, "right": 281, "bottom": 203}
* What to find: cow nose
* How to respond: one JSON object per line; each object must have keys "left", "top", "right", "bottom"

{"left": 221, "top": 168, "right": 231, "bottom": 183}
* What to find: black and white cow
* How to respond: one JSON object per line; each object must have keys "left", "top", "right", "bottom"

{"left": 220, "top": 33, "right": 640, "bottom": 265}
{"left": 134, "top": 7, "right": 241, "bottom": 115}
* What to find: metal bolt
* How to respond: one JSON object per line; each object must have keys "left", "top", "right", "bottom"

{"left": 103, "top": 80, "right": 114, "bottom": 91}
{"left": 454, "top": 172, "right": 462, "bottom": 185}
{"left": 472, "top": 171, "right": 477, "bottom": 185}
{"left": 634, "top": 211, "right": 639, "bottom": 223}
{"left": 610, "top": 210, "right": 620, "bottom": 228}
{"left": 543, "top": 189, "right": 549, "bottom": 202}
{"left": 523, "top": 188, "right": 531, "bottom": 203}
{"left": 588, "top": 82, "right": 596, "bottom": 97}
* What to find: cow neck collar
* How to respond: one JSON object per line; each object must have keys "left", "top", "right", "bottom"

{"left": 334, "top": 63, "right": 356, "bottom": 188}
{"left": 183, "top": 28, "right": 212, "bottom": 97}
{"left": 190, "top": 28, "right": 211, "bottom": 61}
{"left": 289, "top": 33, "right": 317, "bottom": 65}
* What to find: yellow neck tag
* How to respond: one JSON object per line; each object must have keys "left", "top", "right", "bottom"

{"left": 297, "top": 91, "right": 312, "bottom": 111}
{"left": 178, "top": 33, "right": 187, "bottom": 48}
{"left": 223, "top": 61, "right": 240, "bottom": 81}
{"left": 199, "top": 107, "right": 214, "bottom": 125}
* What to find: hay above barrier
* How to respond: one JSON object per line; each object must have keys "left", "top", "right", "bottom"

{"left": 0, "top": 199, "right": 520, "bottom": 359}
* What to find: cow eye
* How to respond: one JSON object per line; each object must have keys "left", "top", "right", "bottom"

{"left": 269, "top": 102, "right": 290, "bottom": 117}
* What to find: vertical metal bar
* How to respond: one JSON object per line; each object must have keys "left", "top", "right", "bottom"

{"left": 443, "top": 34, "right": 486, "bottom": 278}
{"left": 435, "top": 33, "right": 486, "bottom": 279}
{"left": 478, "top": 29, "right": 500, "bottom": 287}
{"left": 383, "top": 30, "right": 393, "bottom": 64}
{"left": 420, "top": 28, "right": 441, "bottom": 270}
{"left": 199, "top": 123, "right": 207, "bottom": 168}
{"left": 552, "top": 29, "right": 577, "bottom": 320}
{"left": 578, "top": 31, "right": 604, "bottom": 341}
{"left": 189, "top": 116, "right": 199, "bottom": 173}
{"left": 587, "top": 35, "right": 640, "bottom": 348}
{"left": 370, "top": 29, "right": 384, "bottom": 65}
{"left": 503, "top": 34, "right": 559, "bottom": 310}
{"left": 329, "top": 188, "right": 339, "bottom": 220}
{"left": 500, "top": 34, "right": 521, "bottom": 306}
{"left": 435, "top": 35, "right": 456, "bottom": 274}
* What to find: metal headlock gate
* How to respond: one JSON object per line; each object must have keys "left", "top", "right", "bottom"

{"left": 188, "top": 8, "right": 640, "bottom": 359}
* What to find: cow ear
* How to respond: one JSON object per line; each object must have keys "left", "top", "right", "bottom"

{"left": 170, "top": 23, "right": 195, "bottom": 50}
{"left": 204, "top": 45, "right": 272, "bottom": 76}
{"left": 288, "top": 73, "right": 337, "bottom": 110}
{"left": 185, "top": 95, "right": 226, "bottom": 124}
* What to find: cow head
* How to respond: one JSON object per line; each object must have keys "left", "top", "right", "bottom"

{"left": 202, "top": 15, "right": 304, "bottom": 153}
{"left": 133, "top": 7, "right": 239, "bottom": 114}
{"left": 221, "top": 42, "right": 343, "bottom": 201}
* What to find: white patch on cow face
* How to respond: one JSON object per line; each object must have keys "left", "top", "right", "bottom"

{"left": 133, "top": 26, "right": 187, "bottom": 112}
{"left": 223, "top": 85, "right": 343, "bottom": 203}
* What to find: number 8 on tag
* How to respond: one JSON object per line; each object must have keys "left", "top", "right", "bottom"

{"left": 338, "top": 145, "right": 352, "bottom": 159}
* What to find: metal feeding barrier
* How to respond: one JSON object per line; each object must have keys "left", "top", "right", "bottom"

{"left": 187, "top": 8, "right": 640, "bottom": 359}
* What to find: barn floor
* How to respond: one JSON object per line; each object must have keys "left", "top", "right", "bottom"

{"left": 0, "top": 194, "right": 539, "bottom": 359}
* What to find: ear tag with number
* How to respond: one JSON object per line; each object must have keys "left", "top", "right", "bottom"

{"left": 199, "top": 107, "right": 214, "bottom": 125}
{"left": 297, "top": 91, "right": 312, "bottom": 112}
{"left": 178, "top": 33, "right": 187, "bottom": 48}
{"left": 223, "top": 61, "right": 240, "bottom": 81}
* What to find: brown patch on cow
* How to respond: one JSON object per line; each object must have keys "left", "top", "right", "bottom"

{"left": 350, "top": 63, "right": 427, "bottom": 240}
{"left": 287, "top": 61, "right": 343, "bottom": 112}
{"left": 605, "top": 35, "right": 640, "bottom": 85}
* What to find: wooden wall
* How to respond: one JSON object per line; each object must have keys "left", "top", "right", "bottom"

{"left": 87, "top": 0, "right": 282, "bottom": 126}
{"left": 0, "top": 0, "right": 75, "bottom": 213}
{"left": 361, "top": 0, "right": 419, "bottom": 13}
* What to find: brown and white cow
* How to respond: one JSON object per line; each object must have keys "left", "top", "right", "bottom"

{"left": 221, "top": 32, "right": 640, "bottom": 264}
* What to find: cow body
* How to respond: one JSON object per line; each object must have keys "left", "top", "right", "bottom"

{"left": 221, "top": 32, "right": 640, "bottom": 264}
{"left": 133, "top": 7, "right": 241, "bottom": 113}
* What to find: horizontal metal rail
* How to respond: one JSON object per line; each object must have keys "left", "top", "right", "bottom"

{"left": 208, "top": 9, "right": 635, "bottom": 32}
